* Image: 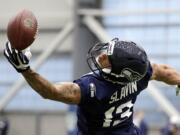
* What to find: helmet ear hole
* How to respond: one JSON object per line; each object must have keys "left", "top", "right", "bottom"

{"left": 127, "top": 58, "right": 134, "bottom": 61}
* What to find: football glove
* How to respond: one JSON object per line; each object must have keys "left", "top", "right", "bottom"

{"left": 4, "top": 42, "right": 32, "bottom": 73}
{"left": 176, "top": 85, "right": 180, "bottom": 96}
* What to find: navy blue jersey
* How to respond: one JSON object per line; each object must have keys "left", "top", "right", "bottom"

{"left": 74, "top": 64, "right": 152, "bottom": 135}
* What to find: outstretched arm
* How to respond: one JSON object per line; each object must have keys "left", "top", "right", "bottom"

{"left": 22, "top": 69, "right": 81, "bottom": 104}
{"left": 4, "top": 42, "right": 81, "bottom": 104}
{"left": 151, "top": 63, "right": 180, "bottom": 85}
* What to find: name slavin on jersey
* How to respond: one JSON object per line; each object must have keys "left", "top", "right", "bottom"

{"left": 109, "top": 82, "right": 137, "bottom": 104}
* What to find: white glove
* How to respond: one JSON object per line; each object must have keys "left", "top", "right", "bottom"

{"left": 176, "top": 85, "right": 180, "bottom": 96}
{"left": 4, "top": 42, "right": 32, "bottom": 73}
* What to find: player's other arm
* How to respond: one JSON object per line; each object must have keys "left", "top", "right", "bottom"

{"left": 151, "top": 63, "right": 180, "bottom": 85}
{"left": 22, "top": 69, "right": 81, "bottom": 104}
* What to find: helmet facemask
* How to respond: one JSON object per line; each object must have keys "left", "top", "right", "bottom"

{"left": 87, "top": 42, "right": 111, "bottom": 77}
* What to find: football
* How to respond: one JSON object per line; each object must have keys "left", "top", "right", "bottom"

{"left": 7, "top": 9, "right": 38, "bottom": 50}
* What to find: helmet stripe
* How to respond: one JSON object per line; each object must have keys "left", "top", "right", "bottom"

{"left": 107, "top": 40, "right": 115, "bottom": 55}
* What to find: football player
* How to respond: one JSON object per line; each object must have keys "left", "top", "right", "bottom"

{"left": 4, "top": 38, "right": 180, "bottom": 135}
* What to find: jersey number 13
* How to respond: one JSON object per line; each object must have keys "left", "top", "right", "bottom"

{"left": 103, "top": 100, "right": 134, "bottom": 127}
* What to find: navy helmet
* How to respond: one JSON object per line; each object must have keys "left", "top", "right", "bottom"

{"left": 87, "top": 38, "right": 149, "bottom": 85}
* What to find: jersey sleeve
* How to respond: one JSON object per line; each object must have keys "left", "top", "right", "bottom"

{"left": 73, "top": 76, "right": 91, "bottom": 105}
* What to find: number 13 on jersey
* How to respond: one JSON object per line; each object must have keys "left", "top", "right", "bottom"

{"left": 103, "top": 100, "right": 134, "bottom": 127}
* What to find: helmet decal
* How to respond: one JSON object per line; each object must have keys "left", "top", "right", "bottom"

{"left": 120, "top": 68, "right": 143, "bottom": 82}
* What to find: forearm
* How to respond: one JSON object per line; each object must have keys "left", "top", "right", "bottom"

{"left": 152, "top": 63, "right": 180, "bottom": 85}
{"left": 22, "top": 68, "right": 57, "bottom": 99}
{"left": 21, "top": 68, "right": 81, "bottom": 104}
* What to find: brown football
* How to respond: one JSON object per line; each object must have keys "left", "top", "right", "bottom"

{"left": 7, "top": 9, "right": 38, "bottom": 50}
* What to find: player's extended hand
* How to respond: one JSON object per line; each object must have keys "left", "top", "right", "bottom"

{"left": 4, "top": 41, "right": 32, "bottom": 73}
{"left": 176, "top": 85, "right": 180, "bottom": 96}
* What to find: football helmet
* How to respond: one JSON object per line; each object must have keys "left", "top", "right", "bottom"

{"left": 87, "top": 38, "right": 149, "bottom": 85}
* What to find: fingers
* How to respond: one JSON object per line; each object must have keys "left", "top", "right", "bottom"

{"left": 5, "top": 42, "right": 12, "bottom": 56}
{"left": 4, "top": 41, "right": 30, "bottom": 73}
{"left": 22, "top": 47, "right": 32, "bottom": 60}
{"left": 4, "top": 48, "right": 10, "bottom": 60}
{"left": 5, "top": 42, "right": 19, "bottom": 65}
{"left": 5, "top": 42, "right": 30, "bottom": 65}
{"left": 17, "top": 51, "right": 29, "bottom": 64}
{"left": 4, "top": 48, "right": 18, "bottom": 68}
